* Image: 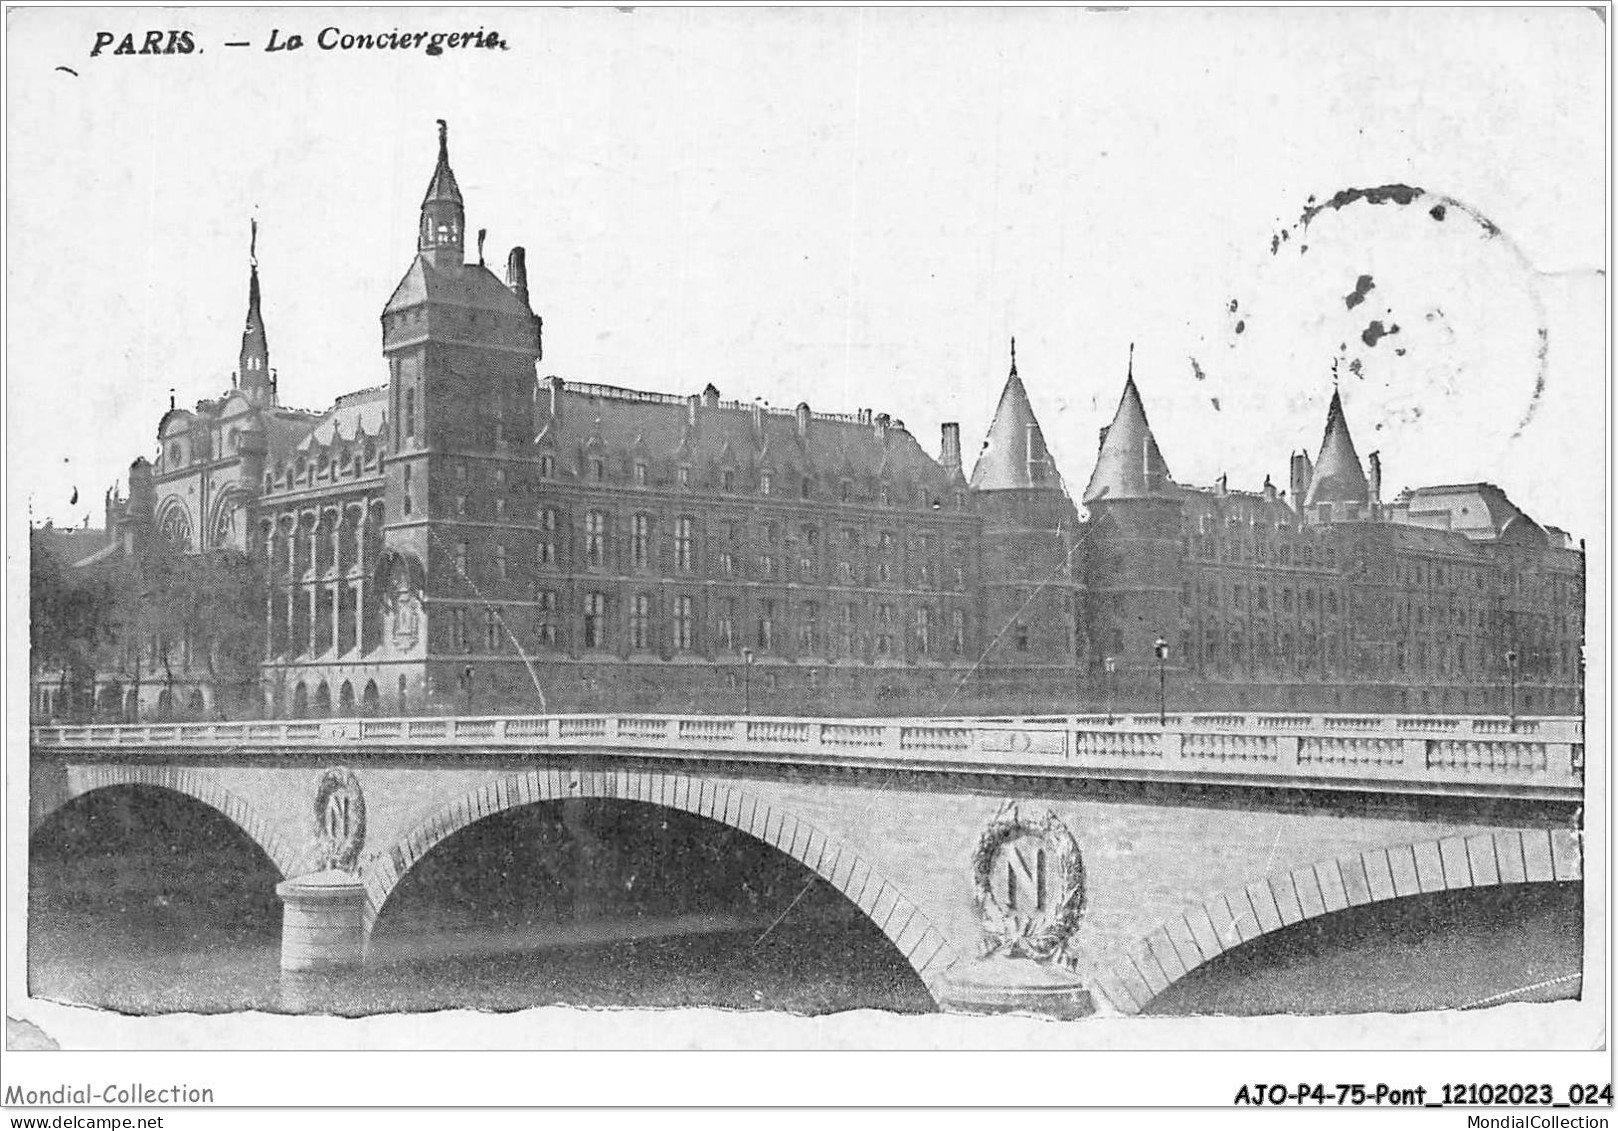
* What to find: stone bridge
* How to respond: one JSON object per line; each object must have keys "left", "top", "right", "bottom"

{"left": 29, "top": 710, "right": 1585, "bottom": 1017}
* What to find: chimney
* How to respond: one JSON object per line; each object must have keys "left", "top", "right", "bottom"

{"left": 688, "top": 393, "right": 701, "bottom": 425}
{"left": 702, "top": 383, "right": 721, "bottom": 408}
{"left": 506, "top": 247, "right": 530, "bottom": 307}
{"left": 1290, "top": 451, "right": 1313, "bottom": 508}
{"left": 546, "top": 375, "right": 564, "bottom": 426}
{"left": 795, "top": 402, "right": 811, "bottom": 438}
{"left": 1217, "top": 473, "right": 1228, "bottom": 496}
{"left": 873, "top": 412, "right": 890, "bottom": 441}
{"left": 1368, "top": 451, "right": 1382, "bottom": 505}
{"left": 940, "top": 422, "right": 962, "bottom": 472}
{"left": 1263, "top": 474, "right": 1277, "bottom": 502}
{"left": 1097, "top": 425, "right": 1109, "bottom": 453}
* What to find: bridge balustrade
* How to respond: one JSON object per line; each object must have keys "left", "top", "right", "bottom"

{"left": 32, "top": 710, "right": 1584, "bottom": 799}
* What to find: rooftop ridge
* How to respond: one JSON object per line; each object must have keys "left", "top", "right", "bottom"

{"left": 561, "top": 379, "right": 879, "bottom": 425}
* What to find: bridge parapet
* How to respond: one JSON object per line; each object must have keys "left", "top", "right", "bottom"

{"left": 33, "top": 711, "right": 1584, "bottom": 800}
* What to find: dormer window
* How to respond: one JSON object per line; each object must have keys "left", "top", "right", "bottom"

{"left": 759, "top": 471, "right": 773, "bottom": 496}
{"left": 591, "top": 458, "right": 605, "bottom": 482}
{"left": 678, "top": 466, "right": 691, "bottom": 489}
{"left": 539, "top": 455, "right": 555, "bottom": 479}
{"left": 634, "top": 461, "right": 648, "bottom": 486}
{"left": 722, "top": 469, "right": 735, "bottom": 492}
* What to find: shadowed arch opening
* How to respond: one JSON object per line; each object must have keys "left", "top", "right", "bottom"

{"left": 30, "top": 767, "right": 300, "bottom": 879}
{"left": 28, "top": 782, "right": 289, "bottom": 1013}
{"left": 1143, "top": 881, "right": 1581, "bottom": 1016}
{"left": 1098, "top": 828, "right": 1583, "bottom": 1016}
{"left": 367, "top": 769, "right": 960, "bottom": 1009}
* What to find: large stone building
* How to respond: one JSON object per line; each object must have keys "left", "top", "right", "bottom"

{"left": 33, "top": 124, "right": 1585, "bottom": 721}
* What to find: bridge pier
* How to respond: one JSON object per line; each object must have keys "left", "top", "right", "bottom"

{"left": 275, "top": 870, "right": 368, "bottom": 972}
{"left": 934, "top": 957, "right": 1096, "bottom": 1020}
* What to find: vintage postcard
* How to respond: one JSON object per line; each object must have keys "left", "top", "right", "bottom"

{"left": 4, "top": 3, "right": 1609, "bottom": 1111}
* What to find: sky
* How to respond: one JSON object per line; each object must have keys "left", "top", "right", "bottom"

{"left": 7, "top": 6, "right": 1607, "bottom": 542}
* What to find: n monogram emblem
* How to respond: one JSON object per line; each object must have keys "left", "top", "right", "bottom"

{"left": 972, "top": 804, "right": 1086, "bottom": 963}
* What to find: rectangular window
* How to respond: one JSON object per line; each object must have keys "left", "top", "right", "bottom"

{"left": 539, "top": 455, "right": 555, "bottom": 479}
{"left": 630, "top": 594, "right": 651, "bottom": 649}
{"left": 494, "top": 544, "right": 507, "bottom": 580}
{"left": 758, "top": 600, "right": 775, "bottom": 651}
{"left": 678, "top": 466, "right": 691, "bottom": 489}
{"left": 456, "top": 495, "right": 467, "bottom": 516}
{"left": 952, "top": 609, "right": 965, "bottom": 655}
{"left": 800, "top": 601, "right": 819, "bottom": 651}
{"left": 536, "top": 591, "right": 557, "bottom": 646}
{"left": 586, "top": 510, "right": 607, "bottom": 567}
{"left": 675, "top": 595, "right": 695, "bottom": 651}
{"left": 840, "top": 603, "right": 856, "bottom": 654}
{"left": 719, "top": 551, "right": 735, "bottom": 576}
{"left": 675, "top": 517, "right": 695, "bottom": 572}
{"left": 759, "top": 554, "right": 776, "bottom": 578}
{"left": 584, "top": 592, "right": 607, "bottom": 648}
{"left": 402, "top": 464, "right": 413, "bottom": 516}
{"left": 484, "top": 610, "right": 501, "bottom": 650}
{"left": 449, "top": 607, "right": 467, "bottom": 650}
{"left": 915, "top": 606, "right": 932, "bottom": 653}
{"left": 404, "top": 389, "right": 416, "bottom": 442}
{"left": 632, "top": 513, "right": 651, "bottom": 569}
{"left": 718, "top": 599, "right": 736, "bottom": 650}
{"left": 634, "top": 462, "right": 648, "bottom": 486}
{"left": 454, "top": 541, "right": 468, "bottom": 577}
{"left": 494, "top": 498, "right": 506, "bottom": 520}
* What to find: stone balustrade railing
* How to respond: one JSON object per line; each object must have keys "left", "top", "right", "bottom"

{"left": 32, "top": 712, "right": 1584, "bottom": 798}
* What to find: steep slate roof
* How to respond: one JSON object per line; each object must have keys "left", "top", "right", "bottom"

{"left": 297, "top": 386, "right": 389, "bottom": 451}
{"left": 538, "top": 383, "right": 952, "bottom": 498}
{"left": 1082, "top": 375, "right": 1174, "bottom": 505}
{"left": 969, "top": 348, "right": 1063, "bottom": 491}
{"left": 1303, "top": 390, "right": 1369, "bottom": 506}
{"left": 1395, "top": 483, "right": 1547, "bottom": 544}
{"left": 383, "top": 256, "right": 531, "bottom": 317}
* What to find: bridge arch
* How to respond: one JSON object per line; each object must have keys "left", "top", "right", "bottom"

{"left": 29, "top": 764, "right": 302, "bottom": 880}
{"left": 1097, "top": 827, "right": 1582, "bottom": 1015}
{"left": 365, "top": 767, "right": 963, "bottom": 999}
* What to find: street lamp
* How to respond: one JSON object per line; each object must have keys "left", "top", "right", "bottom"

{"left": 1505, "top": 648, "right": 1519, "bottom": 731}
{"left": 1153, "top": 636, "right": 1169, "bottom": 726}
{"left": 743, "top": 647, "right": 755, "bottom": 715}
{"left": 1103, "top": 655, "right": 1116, "bottom": 725}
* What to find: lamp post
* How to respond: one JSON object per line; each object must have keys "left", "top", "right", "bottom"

{"left": 1103, "top": 655, "right": 1116, "bottom": 725}
{"left": 1153, "top": 637, "right": 1169, "bottom": 726}
{"left": 1505, "top": 648, "right": 1519, "bottom": 731}
{"left": 743, "top": 647, "right": 755, "bottom": 715}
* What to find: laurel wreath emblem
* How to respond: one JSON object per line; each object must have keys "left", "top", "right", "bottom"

{"left": 971, "top": 803, "right": 1087, "bottom": 964}
{"left": 309, "top": 766, "right": 367, "bottom": 873}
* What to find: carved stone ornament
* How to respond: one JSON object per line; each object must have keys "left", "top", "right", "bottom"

{"left": 309, "top": 767, "right": 367, "bottom": 873}
{"left": 972, "top": 802, "right": 1086, "bottom": 964}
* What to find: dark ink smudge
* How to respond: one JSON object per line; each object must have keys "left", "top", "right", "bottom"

{"left": 1429, "top": 204, "right": 1447, "bottom": 221}
{"left": 1361, "top": 320, "right": 1400, "bottom": 347}
{"left": 1344, "top": 274, "right": 1376, "bottom": 310}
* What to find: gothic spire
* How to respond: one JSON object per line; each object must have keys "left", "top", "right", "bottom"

{"left": 238, "top": 218, "right": 274, "bottom": 405}
{"left": 1082, "top": 361, "right": 1174, "bottom": 505}
{"left": 418, "top": 119, "right": 465, "bottom": 266}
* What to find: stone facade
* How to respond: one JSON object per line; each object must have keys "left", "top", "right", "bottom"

{"left": 32, "top": 124, "right": 1585, "bottom": 721}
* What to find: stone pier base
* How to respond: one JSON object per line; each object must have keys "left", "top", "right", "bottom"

{"left": 934, "top": 957, "right": 1096, "bottom": 1020}
{"left": 275, "top": 870, "right": 368, "bottom": 972}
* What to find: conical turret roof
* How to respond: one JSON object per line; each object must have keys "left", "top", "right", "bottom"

{"left": 1082, "top": 373, "right": 1174, "bottom": 504}
{"left": 1303, "top": 389, "right": 1369, "bottom": 506}
{"left": 422, "top": 119, "right": 462, "bottom": 206}
{"left": 968, "top": 341, "right": 1063, "bottom": 491}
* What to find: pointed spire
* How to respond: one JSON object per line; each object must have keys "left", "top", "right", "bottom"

{"left": 969, "top": 342, "right": 1062, "bottom": 491}
{"left": 238, "top": 218, "right": 273, "bottom": 405}
{"left": 1082, "top": 359, "right": 1174, "bottom": 505}
{"left": 418, "top": 119, "right": 465, "bottom": 265}
{"left": 423, "top": 119, "right": 462, "bottom": 205}
{"left": 1303, "top": 389, "right": 1369, "bottom": 506}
